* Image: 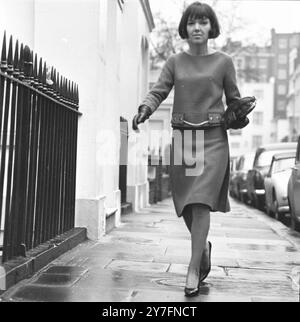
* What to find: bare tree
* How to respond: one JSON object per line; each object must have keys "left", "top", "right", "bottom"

{"left": 150, "top": 0, "right": 245, "bottom": 68}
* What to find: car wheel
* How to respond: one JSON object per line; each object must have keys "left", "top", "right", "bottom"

{"left": 240, "top": 193, "right": 246, "bottom": 204}
{"left": 252, "top": 194, "right": 258, "bottom": 208}
{"left": 266, "top": 204, "right": 272, "bottom": 217}
{"left": 291, "top": 216, "right": 300, "bottom": 232}
{"left": 288, "top": 198, "right": 300, "bottom": 231}
{"left": 274, "top": 200, "right": 283, "bottom": 221}
{"left": 254, "top": 194, "right": 264, "bottom": 210}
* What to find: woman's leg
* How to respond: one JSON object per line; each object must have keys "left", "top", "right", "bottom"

{"left": 182, "top": 205, "right": 192, "bottom": 233}
{"left": 185, "top": 203, "right": 211, "bottom": 289}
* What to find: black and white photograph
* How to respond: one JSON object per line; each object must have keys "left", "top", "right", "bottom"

{"left": 0, "top": 0, "right": 300, "bottom": 305}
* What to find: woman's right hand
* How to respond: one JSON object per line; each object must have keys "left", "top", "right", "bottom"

{"left": 132, "top": 105, "right": 152, "bottom": 131}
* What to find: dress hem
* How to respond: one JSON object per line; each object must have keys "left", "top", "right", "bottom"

{"left": 173, "top": 194, "right": 231, "bottom": 217}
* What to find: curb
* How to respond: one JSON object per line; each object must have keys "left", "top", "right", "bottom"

{"left": 0, "top": 228, "right": 87, "bottom": 294}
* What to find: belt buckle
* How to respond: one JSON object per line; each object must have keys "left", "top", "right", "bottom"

{"left": 208, "top": 113, "right": 222, "bottom": 124}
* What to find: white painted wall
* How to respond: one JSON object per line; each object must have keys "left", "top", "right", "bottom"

{"left": 0, "top": 0, "right": 154, "bottom": 239}
{"left": 0, "top": 0, "right": 34, "bottom": 48}
{"left": 119, "top": 1, "right": 153, "bottom": 211}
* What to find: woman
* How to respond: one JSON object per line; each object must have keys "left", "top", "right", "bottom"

{"left": 133, "top": 2, "right": 251, "bottom": 297}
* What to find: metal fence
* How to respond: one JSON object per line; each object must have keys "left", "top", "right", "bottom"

{"left": 0, "top": 32, "right": 81, "bottom": 263}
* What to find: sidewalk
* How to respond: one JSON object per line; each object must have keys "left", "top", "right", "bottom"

{"left": 1, "top": 197, "right": 300, "bottom": 302}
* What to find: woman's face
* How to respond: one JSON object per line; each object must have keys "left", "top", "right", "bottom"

{"left": 186, "top": 16, "right": 211, "bottom": 45}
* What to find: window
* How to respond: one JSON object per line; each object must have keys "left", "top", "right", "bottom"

{"left": 277, "top": 100, "right": 286, "bottom": 111}
{"left": 259, "top": 58, "right": 268, "bottom": 69}
{"left": 278, "top": 54, "right": 288, "bottom": 65}
{"left": 278, "top": 84, "right": 287, "bottom": 95}
{"left": 278, "top": 38, "right": 288, "bottom": 49}
{"left": 252, "top": 135, "right": 263, "bottom": 149}
{"left": 272, "top": 157, "right": 295, "bottom": 173}
{"left": 231, "top": 142, "right": 240, "bottom": 149}
{"left": 278, "top": 69, "right": 287, "bottom": 80}
{"left": 253, "top": 89, "right": 264, "bottom": 100}
{"left": 229, "top": 129, "right": 242, "bottom": 136}
{"left": 290, "top": 36, "right": 300, "bottom": 49}
{"left": 257, "top": 150, "right": 290, "bottom": 167}
{"left": 253, "top": 112, "right": 264, "bottom": 125}
{"left": 249, "top": 58, "right": 257, "bottom": 69}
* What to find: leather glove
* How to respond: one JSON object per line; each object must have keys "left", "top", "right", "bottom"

{"left": 222, "top": 96, "right": 256, "bottom": 130}
{"left": 234, "top": 96, "right": 257, "bottom": 119}
{"left": 226, "top": 116, "right": 250, "bottom": 130}
{"left": 132, "top": 105, "right": 152, "bottom": 131}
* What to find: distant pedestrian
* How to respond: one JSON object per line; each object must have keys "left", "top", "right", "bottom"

{"left": 133, "top": 1, "right": 255, "bottom": 297}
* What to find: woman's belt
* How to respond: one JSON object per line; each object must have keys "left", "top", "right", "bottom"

{"left": 171, "top": 112, "right": 223, "bottom": 130}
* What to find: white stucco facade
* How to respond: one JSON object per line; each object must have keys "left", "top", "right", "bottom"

{"left": 0, "top": 0, "right": 154, "bottom": 240}
{"left": 228, "top": 80, "right": 275, "bottom": 157}
{"left": 287, "top": 59, "right": 300, "bottom": 141}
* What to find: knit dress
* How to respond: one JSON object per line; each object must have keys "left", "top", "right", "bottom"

{"left": 140, "top": 51, "right": 240, "bottom": 217}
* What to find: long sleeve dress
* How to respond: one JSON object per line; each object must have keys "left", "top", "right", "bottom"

{"left": 140, "top": 51, "right": 241, "bottom": 217}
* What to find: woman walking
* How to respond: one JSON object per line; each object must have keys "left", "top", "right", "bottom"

{"left": 133, "top": 2, "right": 254, "bottom": 297}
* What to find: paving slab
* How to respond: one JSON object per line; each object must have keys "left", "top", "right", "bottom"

{"left": 1, "top": 197, "right": 299, "bottom": 303}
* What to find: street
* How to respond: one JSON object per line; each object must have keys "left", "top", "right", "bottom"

{"left": 1, "top": 197, "right": 300, "bottom": 302}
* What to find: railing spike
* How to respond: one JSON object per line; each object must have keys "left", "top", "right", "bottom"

{"left": 18, "top": 43, "right": 25, "bottom": 80}
{"left": 52, "top": 68, "right": 56, "bottom": 91}
{"left": 42, "top": 61, "right": 47, "bottom": 86}
{"left": 55, "top": 71, "right": 59, "bottom": 93}
{"left": 33, "top": 53, "right": 38, "bottom": 86}
{"left": 67, "top": 79, "right": 70, "bottom": 100}
{"left": 60, "top": 75, "right": 63, "bottom": 97}
{"left": 38, "top": 57, "right": 43, "bottom": 85}
{"left": 77, "top": 84, "right": 79, "bottom": 104}
{"left": 1, "top": 31, "right": 7, "bottom": 71}
{"left": 71, "top": 81, "right": 74, "bottom": 101}
{"left": 33, "top": 53, "right": 38, "bottom": 78}
{"left": 23, "top": 45, "right": 32, "bottom": 81}
{"left": 7, "top": 35, "right": 13, "bottom": 74}
{"left": 62, "top": 77, "right": 66, "bottom": 97}
{"left": 53, "top": 68, "right": 56, "bottom": 85}
{"left": 13, "top": 40, "right": 19, "bottom": 78}
{"left": 65, "top": 78, "right": 68, "bottom": 101}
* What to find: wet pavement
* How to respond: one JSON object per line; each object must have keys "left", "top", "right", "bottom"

{"left": 1, "top": 197, "right": 300, "bottom": 302}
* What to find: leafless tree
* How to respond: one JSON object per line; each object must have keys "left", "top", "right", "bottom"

{"left": 150, "top": 0, "right": 245, "bottom": 68}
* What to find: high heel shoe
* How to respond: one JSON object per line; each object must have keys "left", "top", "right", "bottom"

{"left": 184, "top": 269, "right": 202, "bottom": 297}
{"left": 184, "top": 276, "right": 201, "bottom": 297}
{"left": 199, "top": 241, "right": 212, "bottom": 283}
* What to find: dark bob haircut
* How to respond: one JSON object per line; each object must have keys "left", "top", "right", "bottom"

{"left": 178, "top": 2, "right": 220, "bottom": 39}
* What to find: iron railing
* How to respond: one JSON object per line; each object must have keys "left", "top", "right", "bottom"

{"left": 0, "top": 32, "right": 81, "bottom": 262}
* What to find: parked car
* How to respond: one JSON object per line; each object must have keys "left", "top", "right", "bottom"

{"left": 264, "top": 152, "right": 296, "bottom": 220}
{"left": 288, "top": 136, "right": 300, "bottom": 231}
{"left": 246, "top": 142, "right": 297, "bottom": 210}
{"left": 230, "top": 152, "right": 256, "bottom": 203}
